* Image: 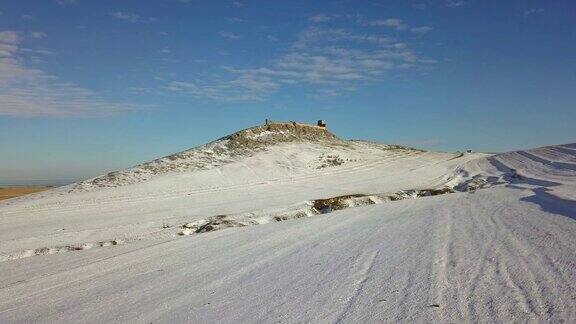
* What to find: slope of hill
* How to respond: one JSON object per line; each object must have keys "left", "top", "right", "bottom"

{"left": 0, "top": 124, "right": 447, "bottom": 258}
{"left": 0, "top": 124, "right": 575, "bottom": 322}
{"left": 73, "top": 122, "right": 343, "bottom": 191}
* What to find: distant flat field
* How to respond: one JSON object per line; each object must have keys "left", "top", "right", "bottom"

{"left": 0, "top": 187, "right": 49, "bottom": 201}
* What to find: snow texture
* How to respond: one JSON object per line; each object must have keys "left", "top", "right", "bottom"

{"left": 0, "top": 124, "right": 575, "bottom": 323}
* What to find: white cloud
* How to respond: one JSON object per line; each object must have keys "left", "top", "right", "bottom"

{"left": 311, "top": 87, "right": 355, "bottom": 99}
{"left": 294, "top": 27, "right": 393, "bottom": 49}
{"left": 30, "top": 32, "right": 47, "bottom": 39}
{"left": 165, "top": 76, "right": 278, "bottom": 102}
{"left": 445, "top": 0, "right": 466, "bottom": 7}
{"left": 266, "top": 35, "right": 278, "bottom": 42}
{"left": 111, "top": 12, "right": 156, "bottom": 23}
{"left": 219, "top": 31, "right": 241, "bottom": 40}
{"left": 309, "top": 14, "right": 332, "bottom": 23}
{"left": 410, "top": 26, "right": 433, "bottom": 34}
{"left": 366, "top": 18, "right": 408, "bottom": 31}
{"left": 159, "top": 48, "right": 171, "bottom": 54}
{"left": 112, "top": 12, "right": 139, "bottom": 22}
{"left": 0, "top": 31, "right": 19, "bottom": 44}
{"left": 0, "top": 30, "right": 138, "bottom": 117}
{"left": 364, "top": 17, "right": 433, "bottom": 35}
{"left": 20, "top": 48, "right": 54, "bottom": 55}
{"left": 128, "top": 87, "right": 150, "bottom": 94}
{"left": 164, "top": 27, "right": 436, "bottom": 102}
{"left": 56, "top": 0, "right": 77, "bottom": 5}
{"left": 21, "top": 14, "right": 35, "bottom": 20}
{"left": 524, "top": 8, "right": 544, "bottom": 17}
{"left": 227, "top": 17, "right": 244, "bottom": 23}
{"left": 231, "top": 1, "right": 243, "bottom": 7}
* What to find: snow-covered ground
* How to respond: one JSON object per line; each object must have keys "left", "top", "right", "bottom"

{"left": 0, "top": 125, "right": 575, "bottom": 322}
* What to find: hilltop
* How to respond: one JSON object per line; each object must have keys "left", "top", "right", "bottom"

{"left": 71, "top": 122, "right": 415, "bottom": 191}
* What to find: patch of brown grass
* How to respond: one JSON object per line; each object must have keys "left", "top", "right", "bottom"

{"left": 0, "top": 187, "right": 50, "bottom": 201}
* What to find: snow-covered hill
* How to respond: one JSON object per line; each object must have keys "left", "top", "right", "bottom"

{"left": 72, "top": 122, "right": 347, "bottom": 191}
{"left": 0, "top": 124, "right": 575, "bottom": 322}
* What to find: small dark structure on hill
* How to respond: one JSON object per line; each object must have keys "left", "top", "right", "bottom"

{"left": 264, "top": 119, "right": 326, "bottom": 128}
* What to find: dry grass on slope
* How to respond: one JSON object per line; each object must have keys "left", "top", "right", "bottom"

{"left": 0, "top": 187, "right": 50, "bottom": 201}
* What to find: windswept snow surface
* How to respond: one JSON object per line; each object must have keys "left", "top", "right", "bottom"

{"left": 1, "top": 131, "right": 575, "bottom": 322}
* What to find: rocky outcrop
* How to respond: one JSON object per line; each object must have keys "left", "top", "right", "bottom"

{"left": 223, "top": 122, "right": 339, "bottom": 154}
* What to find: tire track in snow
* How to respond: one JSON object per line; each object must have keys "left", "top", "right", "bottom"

{"left": 392, "top": 215, "right": 437, "bottom": 323}
{"left": 432, "top": 193, "right": 549, "bottom": 321}
{"left": 145, "top": 208, "right": 387, "bottom": 320}
{"left": 451, "top": 190, "right": 572, "bottom": 321}
{"left": 430, "top": 201, "right": 461, "bottom": 320}
{"left": 495, "top": 255, "right": 535, "bottom": 315}
{"left": 494, "top": 205, "right": 573, "bottom": 320}
{"left": 460, "top": 203, "right": 501, "bottom": 320}
{"left": 0, "top": 237, "right": 177, "bottom": 315}
{"left": 486, "top": 212, "right": 542, "bottom": 319}
{"left": 333, "top": 250, "right": 380, "bottom": 324}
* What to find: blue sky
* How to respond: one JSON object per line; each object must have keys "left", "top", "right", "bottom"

{"left": 1, "top": 0, "right": 575, "bottom": 184}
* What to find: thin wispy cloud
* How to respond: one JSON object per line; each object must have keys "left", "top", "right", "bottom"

{"left": 111, "top": 12, "right": 156, "bottom": 23}
{"left": 309, "top": 14, "right": 333, "bottom": 23}
{"left": 366, "top": 18, "right": 408, "bottom": 31}
{"left": 308, "top": 13, "right": 363, "bottom": 24}
{"left": 410, "top": 1, "right": 467, "bottom": 9}
{"left": 165, "top": 26, "right": 436, "bottom": 102}
{"left": 0, "top": 30, "right": 19, "bottom": 44}
{"left": 30, "top": 31, "right": 47, "bottom": 39}
{"left": 0, "top": 30, "right": 138, "bottom": 117}
{"left": 445, "top": 0, "right": 467, "bottom": 7}
{"left": 219, "top": 31, "right": 241, "bottom": 40}
{"left": 312, "top": 88, "right": 354, "bottom": 99}
{"left": 164, "top": 76, "right": 279, "bottom": 102}
{"left": 226, "top": 17, "right": 244, "bottom": 23}
{"left": 363, "top": 17, "right": 432, "bottom": 34}
{"left": 293, "top": 26, "right": 393, "bottom": 48}
{"left": 524, "top": 8, "right": 544, "bottom": 18}
{"left": 19, "top": 48, "right": 54, "bottom": 55}
{"left": 410, "top": 26, "right": 433, "bottom": 34}
{"left": 56, "top": 0, "right": 77, "bottom": 5}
